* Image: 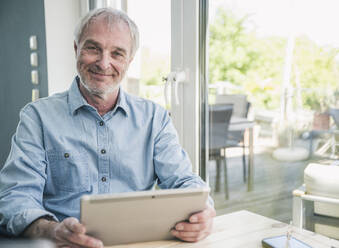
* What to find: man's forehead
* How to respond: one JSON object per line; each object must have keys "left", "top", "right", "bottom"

{"left": 82, "top": 16, "right": 130, "bottom": 40}
{"left": 78, "top": 15, "right": 133, "bottom": 57}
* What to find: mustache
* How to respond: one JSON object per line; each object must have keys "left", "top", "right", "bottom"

{"left": 88, "top": 65, "right": 116, "bottom": 76}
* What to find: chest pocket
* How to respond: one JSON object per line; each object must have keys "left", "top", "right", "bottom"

{"left": 47, "top": 149, "right": 90, "bottom": 192}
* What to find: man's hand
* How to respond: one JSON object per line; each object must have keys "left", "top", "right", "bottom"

{"left": 171, "top": 204, "right": 216, "bottom": 242}
{"left": 23, "top": 217, "right": 103, "bottom": 248}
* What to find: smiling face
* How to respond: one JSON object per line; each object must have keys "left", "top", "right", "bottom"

{"left": 74, "top": 16, "right": 133, "bottom": 97}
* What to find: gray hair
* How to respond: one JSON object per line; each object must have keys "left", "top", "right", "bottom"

{"left": 74, "top": 7, "right": 139, "bottom": 58}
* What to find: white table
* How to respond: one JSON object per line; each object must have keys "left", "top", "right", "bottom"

{"left": 108, "top": 210, "right": 339, "bottom": 248}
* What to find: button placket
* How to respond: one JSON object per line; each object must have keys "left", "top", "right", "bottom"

{"left": 97, "top": 119, "right": 110, "bottom": 193}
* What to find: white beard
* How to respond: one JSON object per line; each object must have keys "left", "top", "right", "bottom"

{"left": 78, "top": 74, "right": 120, "bottom": 100}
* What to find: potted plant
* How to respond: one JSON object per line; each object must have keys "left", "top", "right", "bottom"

{"left": 305, "top": 91, "right": 334, "bottom": 130}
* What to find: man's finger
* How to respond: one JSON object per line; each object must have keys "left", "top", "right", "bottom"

{"left": 171, "top": 230, "right": 208, "bottom": 242}
{"left": 56, "top": 226, "right": 103, "bottom": 248}
{"left": 59, "top": 243, "right": 82, "bottom": 248}
{"left": 54, "top": 218, "right": 103, "bottom": 248}
{"left": 67, "top": 233, "right": 103, "bottom": 248}
{"left": 189, "top": 205, "right": 216, "bottom": 223}
{"left": 177, "top": 237, "right": 202, "bottom": 243}
{"left": 55, "top": 224, "right": 72, "bottom": 242}
{"left": 175, "top": 222, "right": 208, "bottom": 232}
{"left": 63, "top": 217, "right": 86, "bottom": 234}
{"left": 189, "top": 210, "right": 209, "bottom": 223}
{"left": 172, "top": 230, "right": 199, "bottom": 238}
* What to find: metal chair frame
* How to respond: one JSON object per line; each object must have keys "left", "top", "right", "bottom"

{"left": 208, "top": 104, "right": 233, "bottom": 199}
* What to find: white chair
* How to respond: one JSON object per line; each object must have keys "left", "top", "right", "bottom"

{"left": 293, "top": 163, "right": 339, "bottom": 239}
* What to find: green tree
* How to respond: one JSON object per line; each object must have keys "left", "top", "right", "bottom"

{"left": 293, "top": 36, "right": 339, "bottom": 112}
{"left": 209, "top": 9, "right": 259, "bottom": 86}
{"left": 209, "top": 8, "right": 339, "bottom": 111}
{"left": 209, "top": 8, "right": 286, "bottom": 110}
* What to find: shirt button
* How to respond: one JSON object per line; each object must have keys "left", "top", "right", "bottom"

{"left": 101, "top": 149, "right": 106, "bottom": 154}
{"left": 99, "top": 121, "right": 104, "bottom": 126}
{"left": 101, "top": 176, "right": 107, "bottom": 182}
{"left": 64, "top": 153, "right": 69, "bottom": 158}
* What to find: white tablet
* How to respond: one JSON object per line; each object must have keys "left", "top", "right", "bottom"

{"left": 80, "top": 187, "right": 210, "bottom": 246}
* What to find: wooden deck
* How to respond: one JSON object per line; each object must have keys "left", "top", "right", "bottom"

{"left": 208, "top": 139, "right": 335, "bottom": 223}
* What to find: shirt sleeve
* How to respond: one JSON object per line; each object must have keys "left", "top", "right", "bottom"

{"left": 153, "top": 109, "right": 214, "bottom": 206}
{"left": 0, "top": 105, "right": 58, "bottom": 236}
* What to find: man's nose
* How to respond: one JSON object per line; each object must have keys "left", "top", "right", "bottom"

{"left": 96, "top": 52, "right": 112, "bottom": 70}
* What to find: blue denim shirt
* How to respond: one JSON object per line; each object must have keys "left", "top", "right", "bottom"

{"left": 0, "top": 77, "right": 209, "bottom": 236}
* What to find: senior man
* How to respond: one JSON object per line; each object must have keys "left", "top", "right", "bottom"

{"left": 0, "top": 7, "right": 215, "bottom": 248}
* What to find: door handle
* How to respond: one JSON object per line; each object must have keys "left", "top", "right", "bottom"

{"left": 163, "top": 70, "right": 188, "bottom": 108}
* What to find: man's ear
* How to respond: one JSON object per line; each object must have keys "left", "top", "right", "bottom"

{"left": 74, "top": 41, "right": 78, "bottom": 57}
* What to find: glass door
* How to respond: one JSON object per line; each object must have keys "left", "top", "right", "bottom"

{"left": 206, "top": 0, "right": 339, "bottom": 223}
{"left": 102, "top": 0, "right": 201, "bottom": 173}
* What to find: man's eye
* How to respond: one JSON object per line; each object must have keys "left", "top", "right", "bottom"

{"left": 113, "top": 51, "right": 123, "bottom": 57}
{"left": 87, "top": 46, "right": 97, "bottom": 50}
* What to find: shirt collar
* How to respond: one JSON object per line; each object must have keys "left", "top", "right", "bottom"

{"left": 68, "top": 77, "right": 89, "bottom": 115}
{"left": 116, "top": 88, "right": 129, "bottom": 117}
{"left": 68, "top": 76, "right": 129, "bottom": 117}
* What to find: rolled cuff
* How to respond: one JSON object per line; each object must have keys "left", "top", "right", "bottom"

{"left": 7, "top": 208, "right": 58, "bottom": 236}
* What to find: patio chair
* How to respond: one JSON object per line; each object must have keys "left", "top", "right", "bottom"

{"left": 215, "top": 94, "right": 248, "bottom": 117}
{"left": 292, "top": 163, "right": 339, "bottom": 239}
{"left": 308, "top": 108, "right": 339, "bottom": 158}
{"left": 215, "top": 94, "right": 251, "bottom": 182}
{"left": 209, "top": 104, "right": 233, "bottom": 199}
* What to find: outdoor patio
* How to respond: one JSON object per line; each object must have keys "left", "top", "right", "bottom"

{"left": 208, "top": 136, "right": 336, "bottom": 224}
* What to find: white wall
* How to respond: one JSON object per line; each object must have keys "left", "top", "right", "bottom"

{"left": 44, "top": 0, "right": 85, "bottom": 95}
